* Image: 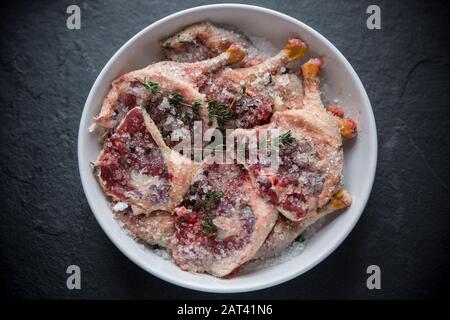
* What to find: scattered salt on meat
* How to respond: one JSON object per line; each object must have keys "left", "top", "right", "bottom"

{"left": 93, "top": 25, "right": 347, "bottom": 274}
{"left": 96, "top": 108, "right": 171, "bottom": 208}
{"left": 172, "top": 163, "right": 257, "bottom": 274}
{"left": 248, "top": 128, "right": 326, "bottom": 219}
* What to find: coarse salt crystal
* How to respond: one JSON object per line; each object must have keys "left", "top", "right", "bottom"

{"left": 113, "top": 202, "right": 128, "bottom": 211}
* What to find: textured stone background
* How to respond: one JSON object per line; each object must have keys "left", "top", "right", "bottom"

{"left": 0, "top": 0, "right": 449, "bottom": 299}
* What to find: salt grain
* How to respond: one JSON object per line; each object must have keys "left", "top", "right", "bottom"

{"left": 241, "top": 239, "right": 308, "bottom": 274}
{"left": 113, "top": 202, "right": 129, "bottom": 212}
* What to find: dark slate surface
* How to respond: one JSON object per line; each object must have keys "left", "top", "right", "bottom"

{"left": 0, "top": 0, "right": 449, "bottom": 299}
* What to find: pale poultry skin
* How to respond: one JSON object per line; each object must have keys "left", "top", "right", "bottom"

{"left": 161, "top": 21, "right": 265, "bottom": 67}
{"left": 230, "top": 58, "right": 343, "bottom": 222}
{"left": 94, "top": 107, "right": 198, "bottom": 214}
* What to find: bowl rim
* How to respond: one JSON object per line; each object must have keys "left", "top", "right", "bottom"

{"left": 77, "top": 3, "right": 378, "bottom": 293}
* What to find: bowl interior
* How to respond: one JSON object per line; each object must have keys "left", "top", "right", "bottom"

{"left": 78, "top": 4, "right": 377, "bottom": 293}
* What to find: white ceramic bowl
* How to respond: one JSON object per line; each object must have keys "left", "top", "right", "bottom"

{"left": 78, "top": 4, "right": 377, "bottom": 293}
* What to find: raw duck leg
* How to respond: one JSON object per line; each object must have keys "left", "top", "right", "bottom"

{"left": 93, "top": 45, "right": 246, "bottom": 136}
{"left": 202, "top": 38, "right": 308, "bottom": 130}
{"left": 253, "top": 189, "right": 351, "bottom": 260}
{"left": 271, "top": 73, "right": 304, "bottom": 112}
{"left": 228, "top": 58, "right": 344, "bottom": 222}
{"left": 235, "top": 38, "right": 308, "bottom": 80}
{"left": 116, "top": 209, "right": 174, "bottom": 247}
{"left": 160, "top": 22, "right": 264, "bottom": 67}
{"left": 93, "top": 107, "right": 198, "bottom": 214}
{"left": 236, "top": 39, "right": 307, "bottom": 112}
{"left": 171, "top": 160, "right": 277, "bottom": 277}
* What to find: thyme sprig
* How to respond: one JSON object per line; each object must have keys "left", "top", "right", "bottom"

{"left": 207, "top": 83, "right": 247, "bottom": 126}
{"left": 202, "top": 217, "right": 216, "bottom": 235}
{"left": 191, "top": 101, "right": 202, "bottom": 114}
{"left": 280, "top": 130, "right": 294, "bottom": 145}
{"left": 180, "top": 113, "right": 193, "bottom": 125}
{"left": 136, "top": 78, "right": 159, "bottom": 94}
{"left": 193, "top": 190, "right": 224, "bottom": 212}
{"left": 167, "top": 93, "right": 202, "bottom": 125}
{"left": 207, "top": 99, "right": 234, "bottom": 126}
{"left": 205, "top": 190, "right": 224, "bottom": 206}
{"left": 168, "top": 92, "right": 184, "bottom": 107}
{"left": 168, "top": 93, "right": 201, "bottom": 112}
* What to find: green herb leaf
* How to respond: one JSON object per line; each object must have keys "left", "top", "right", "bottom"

{"left": 168, "top": 92, "right": 184, "bottom": 107}
{"left": 203, "top": 190, "right": 224, "bottom": 210}
{"left": 136, "top": 78, "right": 159, "bottom": 94}
{"left": 168, "top": 94, "right": 201, "bottom": 124}
{"left": 280, "top": 130, "right": 294, "bottom": 145}
{"left": 207, "top": 99, "right": 234, "bottom": 126}
{"left": 191, "top": 101, "right": 201, "bottom": 114}
{"left": 202, "top": 217, "right": 214, "bottom": 229}
{"left": 240, "top": 83, "right": 247, "bottom": 94}
{"left": 202, "top": 217, "right": 216, "bottom": 235}
{"left": 180, "top": 112, "right": 193, "bottom": 125}
{"left": 206, "top": 99, "right": 219, "bottom": 109}
{"left": 205, "top": 190, "right": 224, "bottom": 203}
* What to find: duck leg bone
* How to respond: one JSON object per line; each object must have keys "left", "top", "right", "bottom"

{"left": 253, "top": 189, "right": 352, "bottom": 260}
{"left": 237, "top": 38, "right": 308, "bottom": 81}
